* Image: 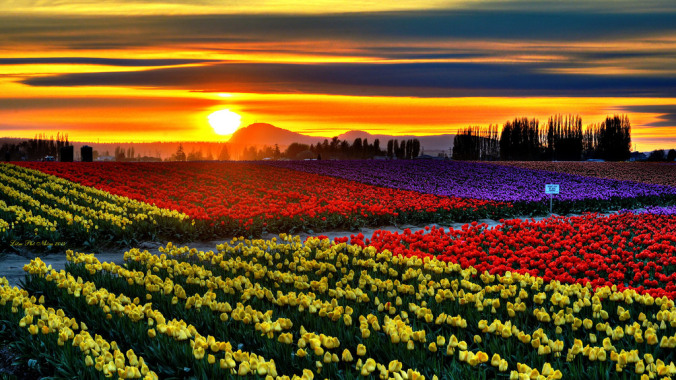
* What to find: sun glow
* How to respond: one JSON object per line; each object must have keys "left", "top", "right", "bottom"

{"left": 208, "top": 109, "right": 241, "bottom": 135}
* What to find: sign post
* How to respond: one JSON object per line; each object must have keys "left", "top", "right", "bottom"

{"left": 545, "top": 184, "right": 559, "bottom": 215}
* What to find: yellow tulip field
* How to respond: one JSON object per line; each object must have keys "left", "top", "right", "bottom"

{"left": 2, "top": 235, "right": 674, "bottom": 379}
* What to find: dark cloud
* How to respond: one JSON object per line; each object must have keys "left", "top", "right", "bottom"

{"left": 0, "top": 96, "right": 222, "bottom": 111}
{"left": 0, "top": 57, "right": 215, "bottom": 66}
{"left": 2, "top": 7, "right": 675, "bottom": 50}
{"left": 21, "top": 61, "right": 676, "bottom": 98}
{"left": 572, "top": 51, "right": 676, "bottom": 61}
{"left": 357, "top": 47, "right": 488, "bottom": 60}
{"left": 617, "top": 105, "right": 676, "bottom": 127}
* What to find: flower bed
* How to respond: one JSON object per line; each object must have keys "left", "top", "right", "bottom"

{"left": 621, "top": 206, "right": 676, "bottom": 215}
{"left": 264, "top": 160, "right": 676, "bottom": 214}
{"left": 6, "top": 235, "right": 675, "bottom": 379}
{"left": 14, "top": 162, "right": 511, "bottom": 238}
{"left": 0, "top": 163, "right": 191, "bottom": 251}
{"left": 499, "top": 162, "right": 676, "bottom": 188}
{"left": 359, "top": 212, "right": 676, "bottom": 299}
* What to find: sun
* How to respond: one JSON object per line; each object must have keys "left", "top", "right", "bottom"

{"left": 208, "top": 109, "right": 241, "bottom": 135}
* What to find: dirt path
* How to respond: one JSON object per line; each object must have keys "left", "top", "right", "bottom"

{"left": 0, "top": 214, "right": 577, "bottom": 287}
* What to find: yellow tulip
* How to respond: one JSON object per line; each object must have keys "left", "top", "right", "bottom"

{"left": 635, "top": 360, "right": 645, "bottom": 374}
{"left": 541, "top": 362, "right": 553, "bottom": 376}
{"left": 238, "top": 361, "right": 250, "bottom": 376}
{"left": 357, "top": 344, "right": 366, "bottom": 356}
{"left": 499, "top": 359, "right": 509, "bottom": 372}
{"left": 491, "top": 353, "right": 502, "bottom": 367}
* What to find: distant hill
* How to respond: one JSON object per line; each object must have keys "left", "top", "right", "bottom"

{"left": 227, "top": 123, "right": 324, "bottom": 148}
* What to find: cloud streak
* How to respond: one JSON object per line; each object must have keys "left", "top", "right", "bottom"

{"left": 22, "top": 61, "right": 676, "bottom": 98}
{"left": 2, "top": 8, "right": 675, "bottom": 49}
{"left": 0, "top": 57, "right": 215, "bottom": 66}
{"left": 618, "top": 105, "right": 676, "bottom": 127}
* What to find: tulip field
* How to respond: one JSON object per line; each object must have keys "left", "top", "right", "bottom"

{"left": 499, "top": 162, "right": 676, "bottom": 188}
{"left": 1, "top": 160, "right": 675, "bottom": 379}
{"left": 0, "top": 163, "right": 193, "bottom": 251}
{"left": 3, "top": 232, "right": 676, "bottom": 379}
{"left": 6, "top": 162, "right": 510, "bottom": 248}
{"left": 266, "top": 160, "right": 676, "bottom": 214}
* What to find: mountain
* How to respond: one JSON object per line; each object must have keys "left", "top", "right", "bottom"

{"left": 228, "top": 123, "right": 454, "bottom": 154}
{"left": 227, "top": 123, "right": 324, "bottom": 148}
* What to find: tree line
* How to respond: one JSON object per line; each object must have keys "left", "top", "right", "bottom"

{"left": 1, "top": 133, "right": 70, "bottom": 161}
{"left": 453, "top": 115, "right": 634, "bottom": 161}
{"left": 234, "top": 137, "right": 422, "bottom": 160}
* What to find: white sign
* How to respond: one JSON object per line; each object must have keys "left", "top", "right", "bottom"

{"left": 545, "top": 184, "right": 560, "bottom": 194}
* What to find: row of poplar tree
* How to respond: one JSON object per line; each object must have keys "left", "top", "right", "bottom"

{"left": 279, "top": 137, "right": 421, "bottom": 160}
{"left": 452, "top": 115, "right": 632, "bottom": 161}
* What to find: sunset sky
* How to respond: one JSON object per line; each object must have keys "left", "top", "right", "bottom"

{"left": 1, "top": 0, "right": 675, "bottom": 151}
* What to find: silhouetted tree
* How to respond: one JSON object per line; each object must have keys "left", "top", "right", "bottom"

{"left": 598, "top": 115, "right": 631, "bottom": 161}
{"left": 285, "top": 143, "right": 310, "bottom": 159}
{"left": 339, "top": 140, "right": 350, "bottom": 158}
{"left": 500, "top": 117, "right": 540, "bottom": 160}
{"left": 218, "top": 144, "right": 231, "bottom": 161}
{"left": 411, "top": 139, "right": 421, "bottom": 158}
{"left": 582, "top": 123, "right": 600, "bottom": 159}
{"left": 542, "top": 115, "right": 583, "bottom": 160}
{"left": 667, "top": 149, "right": 676, "bottom": 162}
{"left": 187, "top": 148, "right": 203, "bottom": 161}
{"left": 115, "top": 146, "right": 126, "bottom": 161}
{"left": 647, "top": 150, "right": 666, "bottom": 161}
{"left": 452, "top": 125, "right": 499, "bottom": 160}
{"left": 352, "top": 138, "right": 363, "bottom": 157}
{"left": 173, "top": 144, "right": 186, "bottom": 161}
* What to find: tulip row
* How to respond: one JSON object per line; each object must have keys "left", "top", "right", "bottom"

{"left": 0, "top": 163, "right": 194, "bottom": 251}
{"left": 264, "top": 160, "right": 676, "bottom": 214}
{"left": 624, "top": 206, "right": 676, "bottom": 215}
{"left": 361, "top": 212, "right": 676, "bottom": 299}
{"left": 17, "top": 235, "right": 676, "bottom": 379}
{"left": 14, "top": 162, "right": 512, "bottom": 238}
{"left": 0, "top": 276, "right": 158, "bottom": 379}
{"left": 499, "top": 162, "right": 676, "bottom": 188}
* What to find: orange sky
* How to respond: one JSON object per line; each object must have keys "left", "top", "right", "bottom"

{"left": 1, "top": 1, "right": 675, "bottom": 151}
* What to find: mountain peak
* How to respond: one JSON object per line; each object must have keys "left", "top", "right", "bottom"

{"left": 336, "top": 130, "right": 374, "bottom": 140}
{"left": 234, "top": 122, "right": 280, "bottom": 133}
{"left": 228, "top": 123, "right": 323, "bottom": 147}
